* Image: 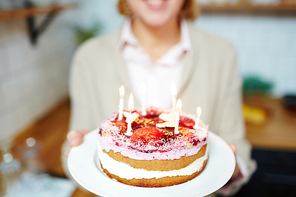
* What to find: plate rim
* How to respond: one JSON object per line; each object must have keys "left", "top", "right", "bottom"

{"left": 68, "top": 130, "right": 235, "bottom": 197}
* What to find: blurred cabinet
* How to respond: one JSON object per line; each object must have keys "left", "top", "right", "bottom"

{"left": 232, "top": 149, "right": 296, "bottom": 197}
{"left": 232, "top": 97, "right": 296, "bottom": 197}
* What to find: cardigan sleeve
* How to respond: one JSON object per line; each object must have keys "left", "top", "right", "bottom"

{"left": 62, "top": 46, "right": 97, "bottom": 180}
{"left": 69, "top": 49, "right": 95, "bottom": 131}
{"left": 214, "top": 46, "right": 256, "bottom": 195}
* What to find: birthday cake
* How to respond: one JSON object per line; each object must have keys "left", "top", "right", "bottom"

{"left": 98, "top": 106, "right": 208, "bottom": 187}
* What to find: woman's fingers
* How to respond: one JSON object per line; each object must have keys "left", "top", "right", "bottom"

{"left": 67, "top": 130, "right": 90, "bottom": 147}
{"left": 64, "top": 146, "right": 71, "bottom": 157}
{"left": 228, "top": 143, "right": 237, "bottom": 155}
{"left": 228, "top": 143, "right": 241, "bottom": 180}
{"left": 65, "top": 130, "right": 90, "bottom": 157}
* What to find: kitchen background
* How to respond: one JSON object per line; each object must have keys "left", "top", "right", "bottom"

{"left": 1, "top": 0, "right": 296, "bottom": 140}
{"left": 0, "top": 0, "right": 296, "bottom": 196}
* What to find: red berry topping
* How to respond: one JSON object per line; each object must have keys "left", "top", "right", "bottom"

{"left": 179, "top": 120, "right": 195, "bottom": 129}
{"left": 145, "top": 108, "right": 161, "bottom": 119}
{"left": 179, "top": 116, "right": 195, "bottom": 129}
{"left": 182, "top": 132, "right": 194, "bottom": 141}
{"left": 132, "top": 118, "right": 157, "bottom": 130}
{"left": 179, "top": 127, "right": 190, "bottom": 135}
{"left": 111, "top": 121, "right": 127, "bottom": 129}
{"left": 131, "top": 127, "right": 164, "bottom": 144}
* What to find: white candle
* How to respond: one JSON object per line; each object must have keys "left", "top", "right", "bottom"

{"left": 139, "top": 82, "right": 147, "bottom": 116}
{"left": 118, "top": 85, "right": 125, "bottom": 120}
{"left": 126, "top": 93, "right": 134, "bottom": 136}
{"left": 174, "top": 99, "right": 182, "bottom": 135}
{"left": 171, "top": 82, "right": 177, "bottom": 111}
{"left": 194, "top": 106, "right": 202, "bottom": 129}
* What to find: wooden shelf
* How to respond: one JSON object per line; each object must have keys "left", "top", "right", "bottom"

{"left": 0, "top": 3, "right": 78, "bottom": 44}
{"left": 0, "top": 3, "right": 78, "bottom": 21}
{"left": 199, "top": 2, "right": 296, "bottom": 13}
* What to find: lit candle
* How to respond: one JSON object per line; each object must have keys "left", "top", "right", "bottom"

{"left": 118, "top": 85, "right": 125, "bottom": 120}
{"left": 139, "top": 82, "right": 147, "bottom": 116}
{"left": 171, "top": 82, "right": 177, "bottom": 111}
{"left": 126, "top": 93, "right": 134, "bottom": 136}
{"left": 174, "top": 99, "right": 182, "bottom": 135}
{"left": 194, "top": 106, "right": 202, "bottom": 129}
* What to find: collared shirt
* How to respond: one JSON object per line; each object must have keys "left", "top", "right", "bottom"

{"left": 119, "top": 18, "right": 191, "bottom": 108}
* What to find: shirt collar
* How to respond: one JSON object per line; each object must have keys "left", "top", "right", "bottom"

{"left": 179, "top": 19, "right": 191, "bottom": 53}
{"left": 119, "top": 18, "right": 139, "bottom": 49}
{"left": 157, "top": 20, "right": 191, "bottom": 65}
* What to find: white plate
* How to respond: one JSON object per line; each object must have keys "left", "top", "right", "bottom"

{"left": 68, "top": 130, "right": 235, "bottom": 197}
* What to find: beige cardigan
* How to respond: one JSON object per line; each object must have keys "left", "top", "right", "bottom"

{"left": 68, "top": 23, "right": 255, "bottom": 193}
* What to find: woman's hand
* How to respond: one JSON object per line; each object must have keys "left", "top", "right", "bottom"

{"left": 218, "top": 143, "right": 243, "bottom": 195}
{"left": 64, "top": 130, "right": 90, "bottom": 156}
{"left": 228, "top": 143, "right": 242, "bottom": 180}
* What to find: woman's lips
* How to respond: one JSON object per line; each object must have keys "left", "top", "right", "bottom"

{"left": 144, "top": 0, "right": 168, "bottom": 10}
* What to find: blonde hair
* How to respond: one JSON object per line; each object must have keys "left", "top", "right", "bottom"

{"left": 117, "top": 0, "right": 198, "bottom": 21}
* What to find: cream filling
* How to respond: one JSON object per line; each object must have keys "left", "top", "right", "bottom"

{"left": 98, "top": 145, "right": 208, "bottom": 180}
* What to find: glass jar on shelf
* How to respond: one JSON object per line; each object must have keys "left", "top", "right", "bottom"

{"left": 0, "top": 137, "right": 21, "bottom": 197}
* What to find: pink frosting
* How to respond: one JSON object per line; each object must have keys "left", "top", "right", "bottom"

{"left": 98, "top": 134, "right": 207, "bottom": 160}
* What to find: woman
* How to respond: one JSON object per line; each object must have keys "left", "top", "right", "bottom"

{"left": 65, "top": 0, "right": 256, "bottom": 195}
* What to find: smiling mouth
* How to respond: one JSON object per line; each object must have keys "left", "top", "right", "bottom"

{"left": 147, "top": 0, "right": 165, "bottom": 6}
{"left": 144, "top": 0, "right": 168, "bottom": 9}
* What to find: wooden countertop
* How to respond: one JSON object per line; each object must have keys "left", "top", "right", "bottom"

{"left": 4, "top": 96, "right": 296, "bottom": 196}
{"left": 9, "top": 98, "right": 96, "bottom": 197}
{"left": 245, "top": 97, "right": 296, "bottom": 151}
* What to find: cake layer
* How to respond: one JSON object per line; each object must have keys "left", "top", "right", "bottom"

{"left": 98, "top": 145, "right": 208, "bottom": 180}
{"left": 100, "top": 160, "right": 207, "bottom": 187}
{"left": 102, "top": 144, "right": 207, "bottom": 171}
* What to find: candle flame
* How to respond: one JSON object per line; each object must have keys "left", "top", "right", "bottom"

{"left": 197, "top": 106, "right": 202, "bottom": 118}
{"left": 139, "top": 82, "right": 146, "bottom": 94}
{"left": 119, "top": 85, "right": 125, "bottom": 97}
{"left": 128, "top": 93, "right": 134, "bottom": 111}
{"left": 176, "top": 99, "right": 182, "bottom": 112}
{"left": 171, "top": 82, "right": 177, "bottom": 97}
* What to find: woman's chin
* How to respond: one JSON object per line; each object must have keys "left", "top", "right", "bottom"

{"left": 140, "top": 15, "right": 174, "bottom": 27}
